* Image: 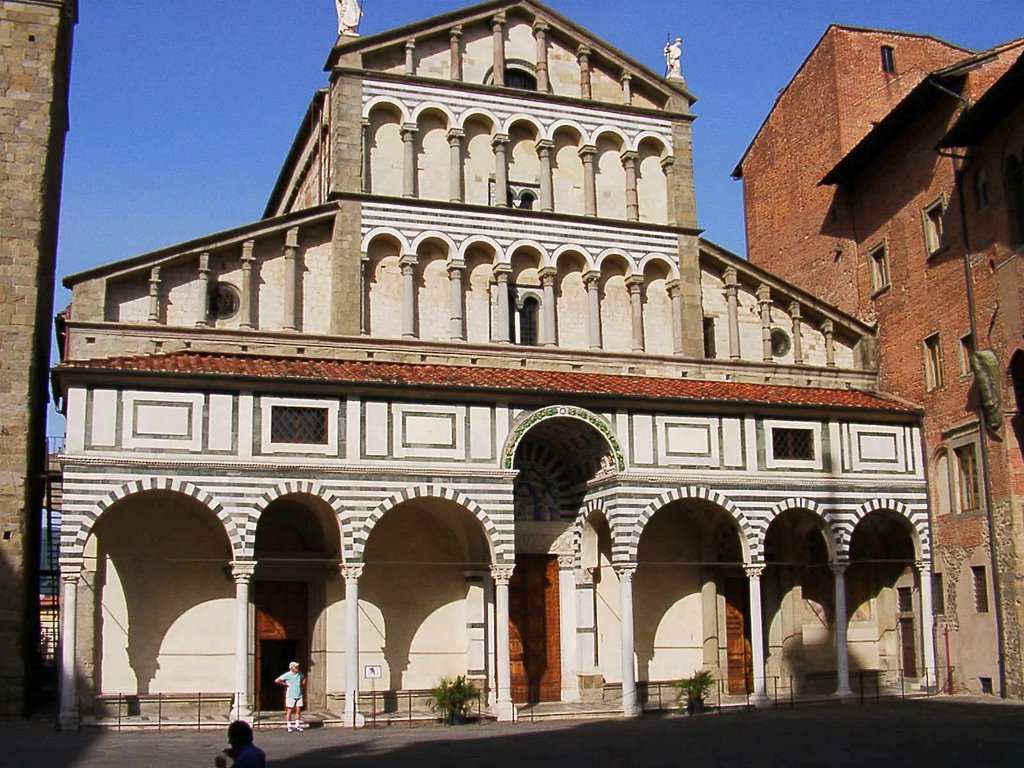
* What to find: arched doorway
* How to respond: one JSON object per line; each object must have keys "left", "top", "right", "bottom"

{"left": 511, "top": 414, "right": 617, "bottom": 703}
{"left": 253, "top": 494, "right": 340, "bottom": 712}
{"left": 848, "top": 511, "right": 919, "bottom": 683}
{"left": 762, "top": 508, "right": 833, "bottom": 693}
{"left": 634, "top": 499, "right": 749, "bottom": 694}
{"left": 83, "top": 490, "right": 233, "bottom": 702}
{"left": 360, "top": 497, "right": 492, "bottom": 700}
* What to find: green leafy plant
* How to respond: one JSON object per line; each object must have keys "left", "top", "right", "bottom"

{"left": 675, "top": 669, "right": 715, "bottom": 712}
{"left": 428, "top": 675, "right": 479, "bottom": 725}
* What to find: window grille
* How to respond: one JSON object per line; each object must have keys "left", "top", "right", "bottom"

{"left": 519, "top": 297, "right": 539, "bottom": 346}
{"left": 880, "top": 45, "right": 896, "bottom": 73}
{"left": 772, "top": 427, "right": 814, "bottom": 461}
{"left": 270, "top": 406, "right": 329, "bottom": 445}
{"left": 955, "top": 443, "right": 980, "bottom": 511}
{"left": 972, "top": 566, "right": 989, "bottom": 613}
{"left": 897, "top": 586, "right": 913, "bottom": 613}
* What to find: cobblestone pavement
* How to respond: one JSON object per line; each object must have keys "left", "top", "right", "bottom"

{"left": 7, "top": 698, "right": 1024, "bottom": 768}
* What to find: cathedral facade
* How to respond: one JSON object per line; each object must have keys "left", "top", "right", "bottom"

{"left": 57, "top": 0, "right": 932, "bottom": 725}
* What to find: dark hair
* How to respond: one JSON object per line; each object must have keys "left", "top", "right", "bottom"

{"left": 227, "top": 720, "right": 254, "bottom": 746}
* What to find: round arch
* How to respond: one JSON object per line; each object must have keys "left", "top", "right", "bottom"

{"left": 457, "top": 234, "right": 502, "bottom": 262}
{"left": 363, "top": 96, "right": 410, "bottom": 123}
{"left": 839, "top": 498, "right": 927, "bottom": 561}
{"left": 637, "top": 252, "right": 679, "bottom": 280}
{"left": 595, "top": 248, "right": 637, "bottom": 275}
{"left": 545, "top": 118, "right": 587, "bottom": 144}
{"left": 629, "top": 486, "right": 752, "bottom": 563}
{"left": 411, "top": 101, "right": 456, "bottom": 126}
{"left": 630, "top": 131, "right": 673, "bottom": 157}
{"left": 504, "top": 238, "right": 550, "bottom": 268}
{"left": 758, "top": 497, "right": 838, "bottom": 563}
{"left": 455, "top": 107, "right": 499, "bottom": 133}
{"left": 552, "top": 244, "right": 596, "bottom": 272}
{"left": 250, "top": 480, "right": 349, "bottom": 560}
{"left": 361, "top": 228, "right": 412, "bottom": 254}
{"left": 501, "top": 405, "right": 625, "bottom": 474}
{"left": 589, "top": 125, "right": 629, "bottom": 149}
{"left": 411, "top": 230, "right": 458, "bottom": 256}
{"left": 501, "top": 113, "right": 544, "bottom": 138}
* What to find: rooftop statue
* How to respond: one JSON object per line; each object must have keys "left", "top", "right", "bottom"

{"left": 336, "top": 0, "right": 362, "bottom": 36}
{"left": 664, "top": 36, "right": 682, "bottom": 79}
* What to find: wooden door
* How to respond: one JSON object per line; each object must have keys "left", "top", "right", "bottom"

{"left": 255, "top": 582, "right": 308, "bottom": 711}
{"left": 723, "top": 577, "right": 753, "bottom": 694}
{"left": 509, "top": 555, "right": 561, "bottom": 703}
{"left": 899, "top": 618, "right": 917, "bottom": 676}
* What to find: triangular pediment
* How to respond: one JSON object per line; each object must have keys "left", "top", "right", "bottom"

{"left": 328, "top": 0, "right": 694, "bottom": 110}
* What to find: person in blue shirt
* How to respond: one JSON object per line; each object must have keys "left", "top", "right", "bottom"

{"left": 214, "top": 720, "right": 265, "bottom": 768}
{"left": 275, "top": 661, "right": 306, "bottom": 732}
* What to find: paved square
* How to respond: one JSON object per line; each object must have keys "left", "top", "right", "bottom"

{"left": 9, "top": 699, "right": 1024, "bottom": 768}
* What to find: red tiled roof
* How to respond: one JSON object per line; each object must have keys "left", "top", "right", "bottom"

{"left": 57, "top": 351, "right": 917, "bottom": 413}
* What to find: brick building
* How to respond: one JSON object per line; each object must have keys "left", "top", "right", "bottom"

{"left": 0, "top": 0, "right": 76, "bottom": 716}
{"left": 734, "top": 27, "right": 1024, "bottom": 696}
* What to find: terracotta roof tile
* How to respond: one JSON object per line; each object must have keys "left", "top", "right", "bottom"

{"left": 57, "top": 351, "right": 917, "bottom": 413}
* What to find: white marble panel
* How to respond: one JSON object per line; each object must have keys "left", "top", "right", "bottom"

{"left": 208, "top": 394, "right": 234, "bottom": 452}
{"left": 469, "top": 406, "right": 492, "bottom": 461}
{"left": 656, "top": 416, "right": 720, "bottom": 467}
{"left": 122, "top": 391, "right": 204, "bottom": 451}
{"left": 91, "top": 389, "right": 118, "bottom": 447}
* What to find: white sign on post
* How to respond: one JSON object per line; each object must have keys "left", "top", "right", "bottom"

{"left": 364, "top": 664, "right": 383, "bottom": 680}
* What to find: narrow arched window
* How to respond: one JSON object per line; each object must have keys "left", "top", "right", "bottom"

{"left": 519, "top": 296, "right": 539, "bottom": 346}
{"left": 518, "top": 191, "right": 536, "bottom": 210}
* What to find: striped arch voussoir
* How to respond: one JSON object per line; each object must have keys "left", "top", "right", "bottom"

{"left": 251, "top": 480, "right": 349, "bottom": 555}
{"left": 631, "top": 486, "right": 750, "bottom": 561}
{"left": 838, "top": 498, "right": 927, "bottom": 560}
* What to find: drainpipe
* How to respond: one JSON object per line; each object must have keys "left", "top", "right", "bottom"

{"left": 931, "top": 76, "right": 1007, "bottom": 698}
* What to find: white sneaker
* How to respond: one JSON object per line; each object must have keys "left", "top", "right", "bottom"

{"left": 295, "top": 723, "right": 304, "bottom": 732}
{"left": 286, "top": 725, "right": 294, "bottom": 732}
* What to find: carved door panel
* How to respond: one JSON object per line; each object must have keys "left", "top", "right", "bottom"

{"left": 724, "top": 577, "right": 753, "bottom": 694}
{"left": 509, "top": 555, "right": 561, "bottom": 703}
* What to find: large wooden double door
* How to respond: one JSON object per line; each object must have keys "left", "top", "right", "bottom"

{"left": 509, "top": 555, "right": 561, "bottom": 704}
{"left": 255, "top": 582, "right": 308, "bottom": 711}
{"left": 723, "top": 577, "right": 754, "bottom": 694}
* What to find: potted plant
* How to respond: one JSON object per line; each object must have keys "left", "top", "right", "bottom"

{"left": 428, "top": 674, "right": 479, "bottom": 725}
{"left": 676, "top": 669, "right": 715, "bottom": 715}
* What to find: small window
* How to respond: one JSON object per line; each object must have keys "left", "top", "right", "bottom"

{"left": 972, "top": 565, "right": 989, "bottom": 613}
{"left": 923, "top": 199, "right": 945, "bottom": 255}
{"left": 270, "top": 406, "right": 329, "bottom": 445}
{"left": 517, "top": 191, "right": 536, "bottom": 210}
{"left": 973, "top": 168, "right": 989, "bottom": 211}
{"left": 958, "top": 333, "right": 974, "bottom": 376}
{"left": 868, "top": 242, "right": 890, "bottom": 294}
{"left": 504, "top": 68, "right": 537, "bottom": 91}
{"left": 518, "top": 296, "right": 539, "bottom": 346}
{"left": 933, "top": 573, "right": 945, "bottom": 615}
{"left": 955, "top": 443, "right": 981, "bottom": 511}
{"left": 880, "top": 45, "right": 896, "bottom": 73}
{"left": 208, "top": 283, "right": 240, "bottom": 320}
{"left": 772, "top": 427, "right": 814, "bottom": 461}
{"left": 770, "top": 328, "right": 791, "bottom": 358}
{"left": 897, "top": 586, "right": 914, "bottom": 613}
{"left": 702, "top": 317, "right": 717, "bottom": 359}
{"left": 924, "top": 333, "right": 944, "bottom": 391}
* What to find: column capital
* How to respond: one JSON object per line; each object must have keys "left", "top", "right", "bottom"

{"left": 539, "top": 266, "right": 557, "bottom": 285}
{"left": 446, "top": 127, "right": 465, "bottom": 144}
{"left": 788, "top": 300, "right": 802, "bottom": 319}
{"left": 400, "top": 123, "right": 419, "bottom": 140}
{"left": 449, "top": 24, "right": 463, "bottom": 40}
{"left": 744, "top": 564, "right": 765, "bottom": 580}
{"left": 447, "top": 259, "right": 466, "bottom": 275}
{"left": 285, "top": 226, "right": 300, "bottom": 249}
{"left": 620, "top": 149, "right": 639, "bottom": 165}
{"left": 405, "top": 38, "right": 417, "bottom": 52}
{"left": 578, "top": 144, "right": 597, "bottom": 161}
{"left": 576, "top": 44, "right": 591, "bottom": 62}
{"left": 723, "top": 266, "right": 738, "bottom": 287}
{"left": 614, "top": 562, "right": 637, "bottom": 581}
{"left": 557, "top": 554, "right": 577, "bottom": 570}
{"left": 400, "top": 253, "right": 418, "bottom": 270}
{"left": 491, "top": 564, "right": 515, "bottom": 585}
{"left": 491, "top": 132, "right": 510, "bottom": 149}
{"left": 583, "top": 270, "right": 601, "bottom": 289}
{"left": 821, "top": 319, "right": 834, "bottom": 335}
{"left": 198, "top": 251, "right": 210, "bottom": 275}
{"left": 493, "top": 263, "right": 511, "bottom": 283}
{"left": 577, "top": 567, "right": 596, "bottom": 586}
{"left": 59, "top": 558, "right": 83, "bottom": 581}
{"left": 624, "top": 274, "right": 644, "bottom": 294}
{"left": 660, "top": 155, "right": 675, "bottom": 172}
{"left": 231, "top": 560, "right": 257, "bottom": 583}
{"left": 241, "top": 239, "right": 255, "bottom": 263}
{"left": 532, "top": 19, "right": 549, "bottom": 34}
{"left": 756, "top": 283, "right": 772, "bottom": 305}
{"left": 535, "top": 138, "right": 554, "bottom": 154}
{"left": 491, "top": 12, "right": 506, "bottom": 29}
{"left": 341, "top": 562, "right": 365, "bottom": 581}
{"left": 829, "top": 561, "right": 849, "bottom": 577}
{"left": 620, "top": 71, "right": 632, "bottom": 85}
{"left": 915, "top": 559, "right": 931, "bottom": 574}
{"left": 665, "top": 278, "right": 681, "bottom": 298}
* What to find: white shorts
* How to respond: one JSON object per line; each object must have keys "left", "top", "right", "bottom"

{"left": 286, "top": 696, "right": 303, "bottom": 708}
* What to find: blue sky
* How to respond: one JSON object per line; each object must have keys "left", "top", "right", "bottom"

{"left": 56, "top": 1, "right": 1023, "bottom": 312}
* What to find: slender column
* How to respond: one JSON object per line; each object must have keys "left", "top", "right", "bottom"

{"left": 147, "top": 266, "right": 161, "bottom": 323}
{"left": 282, "top": 227, "right": 300, "bottom": 331}
{"left": 724, "top": 267, "right": 740, "bottom": 359}
{"left": 464, "top": 571, "right": 486, "bottom": 682}
{"left": 789, "top": 301, "right": 804, "bottom": 364}
{"left": 343, "top": 563, "right": 365, "bottom": 727}
{"left": 58, "top": 565, "right": 81, "bottom": 729}
{"left": 492, "top": 133, "right": 510, "bottom": 207}
{"left": 745, "top": 565, "right": 768, "bottom": 701}
{"left": 448, "top": 259, "right": 466, "bottom": 341}
{"left": 558, "top": 556, "right": 580, "bottom": 702}
{"left": 491, "top": 565, "right": 515, "bottom": 721}
{"left": 822, "top": 320, "right": 836, "bottom": 367}
{"left": 625, "top": 275, "right": 644, "bottom": 352}
{"left": 537, "top": 140, "right": 554, "bottom": 212}
{"left": 577, "top": 45, "right": 592, "bottom": 99}
{"left": 620, "top": 72, "right": 632, "bottom": 105}
{"left": 404, "top": 39, "right": 416, "bottom": 75}
{"left": 240, "top": 240, "right": 256, "bottom": 329}
{"left": 361, "top": 119, "right": 370, "bottom": 193}
{"left": 580, "top": 145, "right": 597, "bottom": 216}
{"left": 493, "top": 265, "right": 511, "bottom": 343}
{"left": 533, "top": 20, "right": 550, "bottom": 91}
{"left": 540, "top": 266, "right": 557, "bottom": 346}
{"left": 231, "top": 560, "right": 256, "bottom": 718}
{"left": 661, "top": 156, "right": 676, "bottom": 226}
{"left": 401, "top": 123, "right": 418, "bottom": 198}
{"left": 491, "top": 13, "right": 506, "bottom": 86}
{"left": 484, "top": 574, "right": 496, "bottom": 704}
{"left": 359, "top": 253, "right": 370, "bottom": 336}
{"left": 449, "top": 26, "right": 463, "bottom": 81}
{"left": 831, "top": 562, "right": 853, "bottom": 697}
{"left": 622, "top": 151, "right": 639, "bottom": 222}
{"left": 758, "top": 284, "right": 773, "bottom": 362}
{"left": 666, "top": 279, "right": 683, "bottom": 354}
{"left": 196, "top": 252, "right": 211, "bottom": 327}
{"left": 577, "top": 567, "right": 598, "bottom": 673}
{"left": 583, "top": 271, "right": 601, "bottom": 349}
{"left": 917, "top": 560, "right": 937, "bottom": 683}
{"left": 447, "top": 128, "right": 465, "bottom": 203}
{"left": 616, "top": 563, "right": 639, "bottom": 716}
{"left": 700, "top": 569, "right": 719, "bottom": 669}
{"left": 400, "top": 254, "right": 417, "bottom": 338}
